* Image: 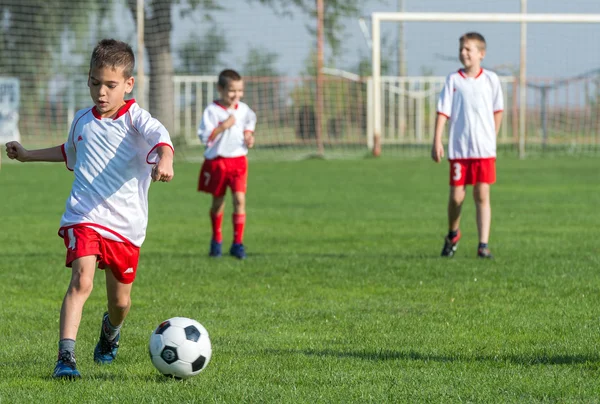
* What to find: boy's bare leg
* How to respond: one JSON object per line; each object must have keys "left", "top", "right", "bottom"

{"left": 473, "top": 183, "right": 491, "bottom": 244}
{"left": 232, "top": 192, "right": 246, "bottom": 214}
{"left": 210, "top": 195, "right": 226, "bottom": 215}
{"left": 93, "top": 268, "right": 133, "bottom": 364}
{"left": 448, "top": 185, "right": 466, "bottom": 231}
{"left": 59, "top": 255, "right": 97, "bottom": 340}
{"left": 104, "top": 268, "right": 133, "bottom": 328}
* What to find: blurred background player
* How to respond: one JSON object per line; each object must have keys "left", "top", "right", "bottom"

{"left": 197, "top": 69, "right": 256, "bottom": 259}
{"left": 5, "top": 39, "right": 174, "bottom": 379}
{"left": 431, "top": 32, "right": 504, "bottom": 259}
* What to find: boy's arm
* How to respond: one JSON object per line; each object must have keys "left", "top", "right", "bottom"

{"left": 151, "top": 145, "right": 174, "bottom": 183}
{"left": 5, "top": 142, "right": 63, "bottom": 163}
{"left": 431, "top": 114, "right": 448, "bottom": 163}
{"left": 494, "top": 111, "right": 503, "bottom": 135}
{"left": 207, "top": 115, "right": 235, "bottom": 143}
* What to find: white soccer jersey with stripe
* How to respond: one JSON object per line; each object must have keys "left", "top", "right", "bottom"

{"left": 437, "top": 68, "right": 504, "bottom": 159}
{"left": 197, "top": 101, "right": 257, "bottom": 159}
{"left": 59, "top": 99, "right": 174, "bottom": 246}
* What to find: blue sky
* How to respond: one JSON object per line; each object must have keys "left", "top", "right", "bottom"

{"left": 173, "top": 0, "right": 600, "bottom": 79}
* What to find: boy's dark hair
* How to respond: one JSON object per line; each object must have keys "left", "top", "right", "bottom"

{"left": 218, "top": 69, "right": 242, "bottom": 88}
{"left": 90, "top": 39, "right": 135, "bottom": 78}
{"left": 460, "top": 32, "right": 486, "bottom": 50}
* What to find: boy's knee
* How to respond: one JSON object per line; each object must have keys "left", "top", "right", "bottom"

{"left": 69, "top": 275, "right": 93, "bottom": 296}
{"left": 108, "top": 298, "right": 131, "bottom": 313}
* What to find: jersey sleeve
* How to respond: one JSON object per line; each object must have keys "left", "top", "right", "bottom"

{"left": 198, "top": 107, "right": 219, "bottom": 145}
{"left": 133, "top": 108, "right": 174, "bottom": 164}
{"left": 437, "top": 74, "right": 453, "bottom": 118}
{"left": 62, "top": 110, "right": 85, "bottom": 171}
{"left": 243, "top": 108, "right": 257, "bottom": 133}
{"left": 492, "top": 74, "right": 504, "bottom": 112}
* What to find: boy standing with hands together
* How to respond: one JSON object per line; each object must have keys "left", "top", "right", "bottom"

{"left": 432, "top": 32, "right": 503, "bottom": 258}
{"left": 197, "top": 69, "right": 256, "bottom": 259}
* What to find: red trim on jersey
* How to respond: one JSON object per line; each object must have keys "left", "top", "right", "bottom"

{"left": 494, "top": 110, "right": 504, "bottom": 114}
{"left": 92, "top": 99, "right": 136, "bottom": 120}
{"left": 437, "top": 112, "right": 451, "bottom": 119}
{"left": 71, "top": 109, "right": 93, "bottom": 152}
{"left": 457, "top": 68, "right": 484, "bottom": 79}
{"left": 146, "top": 142, "right": 175, "bottom": 164}
{"left": 59, "top": 223, "right": 132, "bottom": 244}
{"left": 214, "top": 101, "right": 239, "bottom": 110}
{"left": 60, "top": 144, "right": 74, "bottom": 172}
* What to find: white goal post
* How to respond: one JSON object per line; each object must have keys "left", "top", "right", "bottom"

{"left": 371, "top": 12, "right": 600, "bottom": 158}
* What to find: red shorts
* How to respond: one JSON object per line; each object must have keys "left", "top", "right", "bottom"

{"left": 62, "top": 226, "right": 140, "bottom": 284}
{"left": 198, "top": 156, "right": 248, "bottom": 197}
{"left": 449, "top": 158, "right": 496, "bottom": 186}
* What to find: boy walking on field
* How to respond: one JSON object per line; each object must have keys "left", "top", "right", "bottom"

{"left": 5, "top": 39, "right": 174, "bottom": 378}
{"left": 431, "top": 32, "right": 504, "bottom": 258}
{"left": 197, "top": 69, "right": 256, "bottom": 259}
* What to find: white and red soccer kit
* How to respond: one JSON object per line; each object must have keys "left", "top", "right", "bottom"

{"left": 59, "top": 99, "right": 173, "bottom": 281}
{"left": 437, "top": 68, "right": 504, "bottom": 185}
{"left": 197, "top": 100, "right": 256, "bottom": 196}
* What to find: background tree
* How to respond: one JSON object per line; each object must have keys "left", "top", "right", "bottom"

{"left": 0, "top": 0, "right": 111, "bottom": 131}
{"left": 175, "top": 27, "right": 228, "bottom": 75}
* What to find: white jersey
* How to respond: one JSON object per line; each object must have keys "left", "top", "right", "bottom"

{"left": 59, "top": 100, "right": 174, "bottom": 246}
{"left": 437, "top": 68, "right": 504, "bottom": 159}
{"left": 197, "top": 101, "right": 256, "bottom": 159}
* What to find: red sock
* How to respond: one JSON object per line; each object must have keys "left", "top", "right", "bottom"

{"left": 210, "top": 212, "right": 223, "bottom": 243}
{"left": 233, "top": 213, "right": 246, "bottom": 244}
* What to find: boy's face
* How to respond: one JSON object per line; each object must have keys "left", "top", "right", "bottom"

{"left": 218, "top": 79, "right": 244, "bottom": 108}
{"left": 88, "top": 66, "right": 134, "bottom": 118}
{"left": 459, "top": 39, "right": 485, "bottom": 70}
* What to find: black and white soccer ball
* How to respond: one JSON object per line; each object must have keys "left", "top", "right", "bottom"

{"left": 149, "top": 317, "right": 212, "bottom": 379}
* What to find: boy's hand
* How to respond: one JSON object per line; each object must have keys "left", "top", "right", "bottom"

{"left": 431, "top": 142, "right": 444, "bottom": 163}
{"left": 221, "top": 115, "right": 236, "bottom": 130}
{"left": 5, "top": 141, "right": 28, "bottom": 162}
{"left": 244, "top": 131, "right": 255, "bottom": 148}
{"left": 151, "top": 156, "right": 174, "bottom": 183}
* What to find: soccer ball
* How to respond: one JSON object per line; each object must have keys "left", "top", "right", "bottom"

{"left": 149, "top": 317, "right": 212, "bottom": 379}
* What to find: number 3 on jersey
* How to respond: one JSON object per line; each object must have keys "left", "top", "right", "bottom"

{"left": 452, "top": 162, "right": 462, "bottom": 181}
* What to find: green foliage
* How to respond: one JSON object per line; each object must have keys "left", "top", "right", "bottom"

{"left": 251, "top": 0, "right": 367, "bottom": 57}
{"left": 175, "top": 26, "right": 228, "bottom": 75}
{"left": 1, "top": 157, "right": 600, "bottom": 402}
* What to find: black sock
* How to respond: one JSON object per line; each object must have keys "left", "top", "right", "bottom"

{"left": 479, "top": 242, "right": 488, "bottom": 249}
{"left": 58, "top": 338, "right": 76, "bottom": 354}
{"left": 448, "top": 230, "right": 458, "bottom": 239}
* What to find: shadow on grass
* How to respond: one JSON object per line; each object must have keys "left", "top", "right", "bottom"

{"left": 141, "top": 251, "right": 444, "bottom": 261}
{"left": 43, "top": 372, "right": 187, "bottom": 383}
{"left": 265, "top": 348, "right": 600, "bottom": 367}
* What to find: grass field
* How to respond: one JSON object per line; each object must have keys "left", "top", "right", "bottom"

{"left": 1, "top": 155, "right": 599, "bottom": 403}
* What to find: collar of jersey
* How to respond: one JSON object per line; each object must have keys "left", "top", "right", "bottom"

{"left": 214, "top": 100, "right": 239, "bottom": 110}
{"left": 458, "top": 68, "right": 484, "bottom": 79}
{"left": 92, "top": 99, "right": 136, "bottom": 120}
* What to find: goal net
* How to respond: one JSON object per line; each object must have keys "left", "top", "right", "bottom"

{"left": 2, "top": 3, "right": 600, "bottom": 161}
{"left": 370, "top": 12, "right": 600, "bottom": 158}
{"left": 0, "top": 1, "right": 372, "bottom": 162}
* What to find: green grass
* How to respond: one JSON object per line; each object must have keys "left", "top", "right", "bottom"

{"left": 1, "top": 156, "right": 599, "bottom": 403}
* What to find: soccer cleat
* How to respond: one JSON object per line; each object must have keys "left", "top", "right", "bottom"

{"left": 477, "top": 247, "right": 494, "bottom": 259}
{"left": 209, "top": 239, "right": 222, "bottom": 257}
{"left": 94, "top": 312, "right": 120, "bottom": 364}
{"left": 229, "top": 243, "right": 246, "bottom": 259}
{"left": 441, "top": 230, "right": 461, "bottom": 257}
{"left": 52, "top": 350, "right": 81, "bottom": 379}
